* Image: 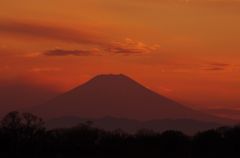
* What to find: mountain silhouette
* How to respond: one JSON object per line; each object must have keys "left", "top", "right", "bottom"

{"left": 29, "top": 74, "right": 233, "bottom": 124}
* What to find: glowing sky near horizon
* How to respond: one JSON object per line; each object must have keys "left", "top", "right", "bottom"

{"left": 0, "top": 0, "right": 240, "bottom": 110}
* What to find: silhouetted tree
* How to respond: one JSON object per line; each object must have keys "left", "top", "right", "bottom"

{"left": 160, "top": 130, "right": 190, "bottom": 158}
{"left": 0, "top": 111, "right": 240, "bottom": 158}
{"left": 0, "top": 111, "right": 46, "bottom": 157}
{"left": 1, "top": 111, "right": 22, "bottom": 130}
{"left": 192, "top": 129, "right": 226, "bottom": 158}
{"left": 222, "top": 125, "right": 240, "bottom": 158}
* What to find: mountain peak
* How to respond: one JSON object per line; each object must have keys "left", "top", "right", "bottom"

{"left": 84, "top": 74, "right": 138, "bottom": 87}
{"left": 91, "top": 74, "right": 130, "bottom": 81}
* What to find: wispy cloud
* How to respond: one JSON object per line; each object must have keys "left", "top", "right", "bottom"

{"left": 204, "top": 67, "right": 226, "bottom": 71}
{"left": 42, "top": 39, "right": 159, "bottom": 57}
{"left": 203, "top": 62, "right": 230, "bottom": 71}
{"left": 107, "top": 38, "right": 160, "bottom": 55}
{"left": 0, "top": 20, "right": 104, "bottom": 45}
{"left": 43, "top": 49, "right": 100, "bottom": 57}
{"left": 0, "top": 20, "right": 159, "bottom": 57}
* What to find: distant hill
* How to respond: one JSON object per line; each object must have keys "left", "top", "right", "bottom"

{"left": 206, "top": 108, "right": 240, "bottom": 120}
{"left": 28, "top": 74, "right": 234, "bottom": 124}
{"left": 46, "top": 116, "right": 221, "bottom": 135}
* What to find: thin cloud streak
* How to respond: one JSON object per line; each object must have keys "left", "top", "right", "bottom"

{"left": 0, "top": 20, "right": 159, "bottom": 56}
{"left": 202, "top": 62, "right": 230, "bottom": 71}
{"left": 0, "top": 20, "right": 105, "bottom": 46}
{"left": 107, "top": 38, "right": 160, "bottom": 55}
{"left": 44, "top": 49, "right": 95, "bottom": 57}
{"left": 43, "top": 39, "right": 159, "bottom": 57}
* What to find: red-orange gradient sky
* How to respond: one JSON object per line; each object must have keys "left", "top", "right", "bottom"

{"left": 0, "top": 0, "right": 240, "bottom": 110}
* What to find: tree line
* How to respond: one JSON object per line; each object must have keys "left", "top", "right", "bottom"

{"left": 0, "top": 111, "right": 240, "bottom": 158}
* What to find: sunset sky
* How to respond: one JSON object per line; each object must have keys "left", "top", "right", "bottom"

{"left": 0, "top": 0, "right": 240, "bottom": 111}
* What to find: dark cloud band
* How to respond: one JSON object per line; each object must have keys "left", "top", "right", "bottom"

{"left": 44, "top": 49, "right": 93, "bottom": 56}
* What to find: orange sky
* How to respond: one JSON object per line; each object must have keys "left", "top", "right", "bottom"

{"left": 0, "top": 0, "right": 240, "bottom": 110}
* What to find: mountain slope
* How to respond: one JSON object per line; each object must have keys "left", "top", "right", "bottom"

{"left": 29, "top": 74, "right": 233, "bottom": 124}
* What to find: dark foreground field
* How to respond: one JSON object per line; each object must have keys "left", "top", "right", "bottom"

{"left": 0, "top": 111, "right": 240, "bottom": 158}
